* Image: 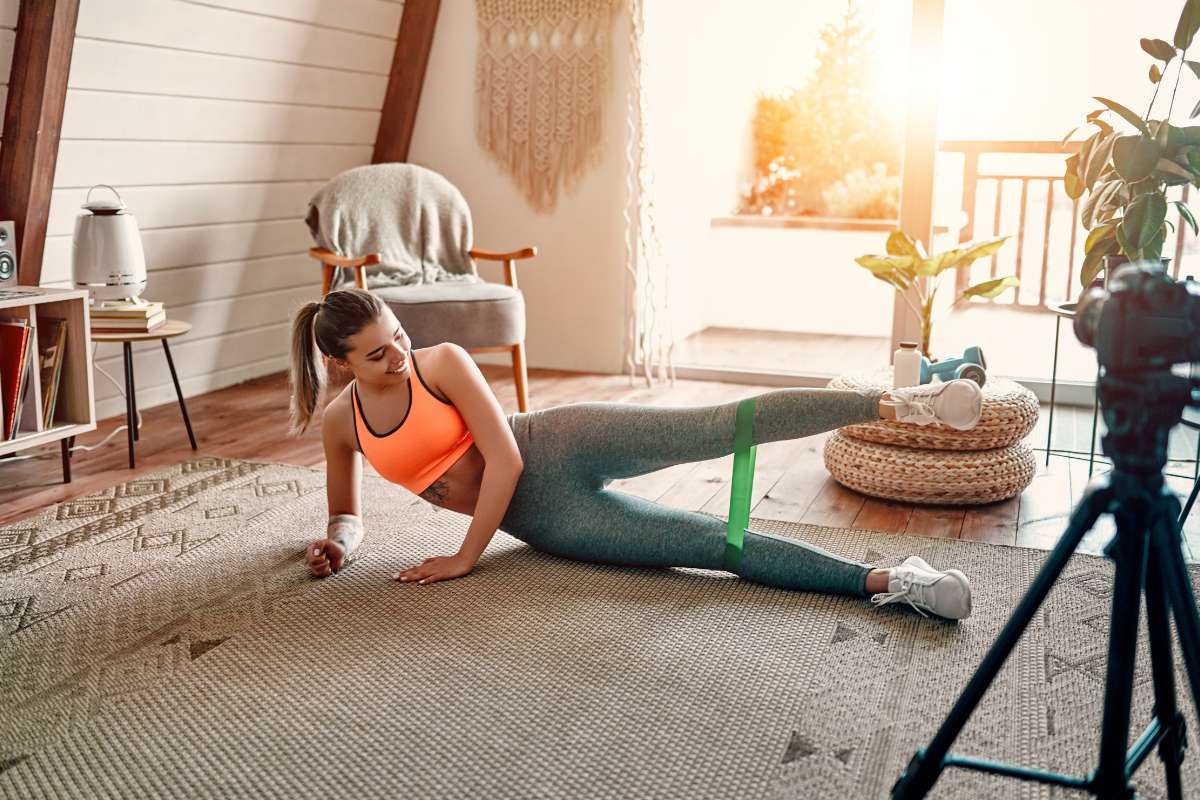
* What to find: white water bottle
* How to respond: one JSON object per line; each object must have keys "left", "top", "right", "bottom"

{"left": 893, "top": 341, "right": 921, "bottom": 389}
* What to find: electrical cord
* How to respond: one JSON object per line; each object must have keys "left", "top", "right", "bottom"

{"left": 1, "top": 342, "right": 142, "bottom": 463}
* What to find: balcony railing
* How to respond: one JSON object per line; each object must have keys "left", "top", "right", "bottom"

{"left": 716, "top": 140, "right": 1194, "bottom": 313}
{"left": 942, "top": 139, "right": 1192, "bottom": 310}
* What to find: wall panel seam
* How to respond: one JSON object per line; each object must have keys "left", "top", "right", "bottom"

{"left": 177, "top": 0, "right": 399, "bottom": 42}
{"left": 66, "top": 88, "right": 384, "bottom": 113}
{"left": 73, "top": 35, "right": 391, "bottom": 77}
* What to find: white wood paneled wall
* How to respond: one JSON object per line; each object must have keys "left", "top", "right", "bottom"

{"left": 0, "top": 0, "right": 15, "bottom": 136}
{"left": 39, "top": 0, "right": 402, "bottom": 423}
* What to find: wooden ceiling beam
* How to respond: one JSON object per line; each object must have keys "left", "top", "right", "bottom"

{"left": 373, "top": 0, "right": 441, "bottom": 164}
{"left": 0, "top": 0, "right": 80, "bottom": 286}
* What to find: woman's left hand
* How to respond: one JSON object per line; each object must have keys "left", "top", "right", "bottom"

{"left": 394, "top": 553, "right": 476, "bottom": 585}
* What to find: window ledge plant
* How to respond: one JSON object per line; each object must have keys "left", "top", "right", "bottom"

{"left": 854, "top": 231, "right": 1015, "bottom": 359}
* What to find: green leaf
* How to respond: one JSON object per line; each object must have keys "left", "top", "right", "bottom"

{"left": 1116, "top": 222, "right": 1137, "bottom": 260}
{"left": 927, "top": 236, "right": 1009, "bottom": 276}
{"left": 1155, "top": 120, "right": 1172, "bottom": 148}
{"left": 1155, "top": 157, "right": 1194, "bottom": 183}
{"left": 1143, "top": 225, "right": 1166, "bottom": 261}
{"left": 1175, "top": 200, "right": 1199, "bottom": 235}
{"left": 1112, "top": 134, "right": 1162, "bottom": 181}
{"left": 1168, "top": 125, "right": 1200, "bottom": 147}
{"left": 1176, "top": 0, "right": 1200, "bottom": 50}
{"left": 1121, "top": 192, "right": 1168, "bottom": 252}
{"left": 1151, "top": 63, "right": 1164, "bottom": 83}
{"left": 1084, "top": 223, "right": 1116, "bottom": 254}
{"left": 1083, "top": 180, "right": 1123, "bottom": 229}
{"left": 855, "top": 254, "right": 912, "bottom": 274}
{"left": 885, "top": 230, "right": 921, "bottom": 258}
{"left": 1064, "top": 154, "right": 1083, "bottom": 199}
{"left": 1189, "top": 60, "right": 1200, "bottom": 78}
{"left": 1080, "top": 236, "right": 1118, "bottom": 287}
{"left": 1084, "top": 133, "right": 1117, "bottom": 188}
{"left": 1077, "top": 131, "right": 1100, "bottom": 188}
{"left": 1095, "top": 97, "right": 1152, "bottom": 137}
{"left": 1189, "top": 149, "right": 1200, "bottom": 172}
{"left": 1193, "top": 98, "right": 1200, "bottom": 120}
{"left": 1142, "top": 37, "right": 1178, "bottom": 61}
{"left": 962, "top": 275, "right": 1020, "bottom": 299}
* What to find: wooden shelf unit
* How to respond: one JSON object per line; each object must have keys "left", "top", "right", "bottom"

{"left": 0, "top": 287, "right": 96, "bottom": 460}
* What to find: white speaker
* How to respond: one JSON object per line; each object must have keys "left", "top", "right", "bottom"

{"left": 0, "top": 221, "right": 16, "bottom": 288}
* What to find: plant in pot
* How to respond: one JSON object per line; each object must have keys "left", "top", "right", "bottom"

{"left": 1063, "top": 1, "right": 1200, "bottom": 292}
{"left": 854, "top": 230, "right": 1016, "bottom": 360}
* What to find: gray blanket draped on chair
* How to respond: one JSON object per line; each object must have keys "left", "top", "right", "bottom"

{"left": 305, "top": 163, "right": 481, "bottom": 291}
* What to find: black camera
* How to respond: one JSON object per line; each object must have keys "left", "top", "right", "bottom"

{"left": 1075, "top": 262, "right": 1200, "bottom": 373}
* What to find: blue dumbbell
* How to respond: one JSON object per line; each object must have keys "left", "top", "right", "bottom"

{"left": 919, "top": 345, "right": 988, "bottom": 387}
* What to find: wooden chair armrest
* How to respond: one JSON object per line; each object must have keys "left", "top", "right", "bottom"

{"left": 468, "top": 247, "right": 537, "bottom": 262}
{"left": 308, "top": 247, "right": 382, "bottom": 268}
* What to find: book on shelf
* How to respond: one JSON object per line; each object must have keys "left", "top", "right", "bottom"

{"left": 92, "top": 311, "right": 166, "bottom": 332}
{"left": 16, "top": 330, "right": 39, "bottom": 435}
{"left": 90, "top": 300, "right": 164, "bottom": 319}
{"left": 37, "top": 317, "right": 68, "bottom": 428}
{"left": 0, "top": 320, "right": 31, "bottom": 440}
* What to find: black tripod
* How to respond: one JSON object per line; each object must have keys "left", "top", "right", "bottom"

{"left": 893, "top": 371, "right": 1200, "bottom": 799}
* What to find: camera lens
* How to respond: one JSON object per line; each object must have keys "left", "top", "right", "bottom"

{"left": 1074, "top": 287, "right": 1105, "bottom": 348}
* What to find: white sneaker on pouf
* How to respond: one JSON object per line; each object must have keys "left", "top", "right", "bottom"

{"left": 883, "top": 379, "right": 983, "bottom": 431}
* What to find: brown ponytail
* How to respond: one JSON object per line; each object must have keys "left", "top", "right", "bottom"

{"left": 287, "top": 288, "right": 385, "bottom": 437}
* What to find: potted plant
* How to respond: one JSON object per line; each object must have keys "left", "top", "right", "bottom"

{"left": 854, "top": 230, "right": 1016, "bottom": 359}
{"left": 1063, "top": 1, "right": 1200, "bottom": 289}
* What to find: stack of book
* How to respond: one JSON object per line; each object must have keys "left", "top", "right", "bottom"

{"left": 91, "top": 299, "right": 166, "bottom": 332}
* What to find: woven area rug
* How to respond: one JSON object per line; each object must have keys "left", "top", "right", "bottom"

{"left": 2, "top": 457, "right": 1199, "bottom": 799}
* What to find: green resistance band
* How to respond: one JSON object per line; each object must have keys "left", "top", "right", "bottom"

{"left": 724, "top": 397, "right": 757, "bottom": 572}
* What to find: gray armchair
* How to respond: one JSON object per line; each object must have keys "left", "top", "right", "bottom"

{"left": 305, "top": 163, "right": 536, "bottom": 412}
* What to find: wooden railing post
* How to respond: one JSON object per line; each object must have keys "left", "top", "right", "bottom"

{"left": 954, "top": 144, "right": 980, "bottom": 297}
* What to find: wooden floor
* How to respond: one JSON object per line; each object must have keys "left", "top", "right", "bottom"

{"left": 3, "top": 364, "right": 1199, "bottom": 563}
{"left": 673, "top": 304, "right": 1102, "bottom": 384}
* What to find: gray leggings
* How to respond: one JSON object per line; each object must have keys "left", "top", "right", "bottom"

{"left": 499, "top": 387, "right": 884, "bottom": 597}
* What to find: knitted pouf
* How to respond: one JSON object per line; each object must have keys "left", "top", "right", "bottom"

{"left": 823, "top": 431, "right": 1036, "bottom": 505}
{"left": 828, "top": 368, "right": 1039, "bottom": 451}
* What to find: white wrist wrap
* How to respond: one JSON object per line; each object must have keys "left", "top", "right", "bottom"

{"left": 327, "top": 514, "right": 363, "bottom": 553}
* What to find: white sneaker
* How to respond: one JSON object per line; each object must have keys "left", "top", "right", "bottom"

{"left": 883, "top": 379, "right": 983, "bottom": 431}
{"left": 871, "top": 555, "right": 973, "bottom": 620}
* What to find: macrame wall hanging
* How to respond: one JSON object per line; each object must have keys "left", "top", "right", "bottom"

{"left": 475, "top": 0, "right": 620, "bottom": 212}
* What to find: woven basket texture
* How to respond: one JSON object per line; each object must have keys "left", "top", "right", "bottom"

{"left": 828, "top": 368, "right": 1039, "bottom": 451}
{"left": 823, "top": 432, "right": 1036, "bottom": 505}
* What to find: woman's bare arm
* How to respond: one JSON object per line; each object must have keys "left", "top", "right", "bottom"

{"left": 308, "top": 396, "right": 364, "bottom": 576}
{"left": 430, "top": 343, "right": 522, "bottom": 562}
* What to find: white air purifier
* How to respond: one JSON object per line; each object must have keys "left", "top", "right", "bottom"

{"left": 71, "top": 184, "right": 149, "bottom": 309}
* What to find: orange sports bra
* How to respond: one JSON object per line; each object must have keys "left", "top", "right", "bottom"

{"left": 351, "top": 348, "right": 475, "bottom": 495}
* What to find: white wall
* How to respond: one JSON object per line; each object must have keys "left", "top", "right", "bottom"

{"left": 407, "top": 1, "right": 632, "bottom": 374}
{"left": 0, "top": 0, "right": 14, "bottom": 134}
{"left": 40, "top": 0, "right": 401, "bottom": 421}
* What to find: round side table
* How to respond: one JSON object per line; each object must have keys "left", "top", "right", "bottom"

{"left": 1046, "top": 302, "right": 1102, "bottom": 475}
{"left": 85, "top": 319, "right": 198, "bottom": 469}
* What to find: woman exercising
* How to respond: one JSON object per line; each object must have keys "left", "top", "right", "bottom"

{"left": 288, "top": 288, "right": 983, "bottom": 620}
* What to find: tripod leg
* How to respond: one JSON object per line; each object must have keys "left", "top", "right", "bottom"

{"left": 892, "top": 482, "right": 1113, "bottom": 799}
{"left": 1093, "top": 513, "right": 1149, "bottom": 799}
{"left": 1144, "top": 535, "right": 1184, "bottom": 800}
{"left": 1178, "top": 475, "right": 1200, "bottom": 528}
{"left": 1152, "top": 497, "right": 1200, "bottom": 726}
